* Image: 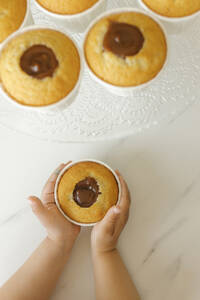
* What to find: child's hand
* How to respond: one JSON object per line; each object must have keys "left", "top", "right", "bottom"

{"left": 91, "top": 171, "right": 130, "bottom": 255}
{"left": 28, "top": 163, "right": 80, "bottom": 250}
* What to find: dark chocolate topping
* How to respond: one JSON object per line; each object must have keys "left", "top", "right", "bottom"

{"left": 20, "top": 44, "right": 58, "bottom": 79}
{"left": 103, "top": 22, "right": 144, "bottom": 58}
{"left": 73, "top": 177, "right": 101, "bottom": 208}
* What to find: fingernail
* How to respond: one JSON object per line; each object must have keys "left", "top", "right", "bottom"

{"left": 54, "top": 169, "right": 61, "bottom": 176}
{"left": 28, "top": 200, "right": 34, "bottom": 207}
{"left": 28, "top": 197, "right": 36, "bottom": 206}
{"left": 113, "top": 206, "right": 120, "bottom": 214}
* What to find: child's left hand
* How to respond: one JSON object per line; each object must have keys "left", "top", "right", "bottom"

{"left": 28, "top": 162, "right": 80, "bottom": 251}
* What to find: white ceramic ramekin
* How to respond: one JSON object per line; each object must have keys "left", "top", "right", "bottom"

{"left": 83, "top": 8, "right": 169, "bottom": 97}
{"left": 138, "top": 0, "right": 200, "bottom": 24}
{"left": 0, "top": 0, "right": 34, "bottom": 50}
{"left": 34, "top": 0, "right": 107, "bottom": 33}
{"left": 23, "top": 0, "right": 34, "bottom": 27}
{"left": 54, "top": 159, "right": 121, "bottom": 227}
{"left": 0, "top": 25, "right": 83, "bottom": 111}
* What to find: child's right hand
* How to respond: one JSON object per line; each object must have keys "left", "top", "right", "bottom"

{"left": 28, "top": 163, "right": 80, "bottom": 251}
{"left": 91, "top": 171, "right": 131, "bottom": 255}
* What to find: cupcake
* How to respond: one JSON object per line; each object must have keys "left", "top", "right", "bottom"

{"left": 84, "top": 10, "right": 167, "bottom": 88}
{"left": 0, "top": 0, "right": 27, "bottom": 43}
{"left": 141, "top": 0, "right": 200, "bottom": 18}
{"left": 36, "top": 0, "right": 99, "bottom": 15}
{"left": 55, "top": 161, "right": 120, "bottom": 225}
{"left": 34, "top": 0, "right": 107, "bottom": 33}
{"left": 0, "top": 27, "right": 81, "bottom": 107}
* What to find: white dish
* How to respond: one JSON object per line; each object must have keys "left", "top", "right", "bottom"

{"left": 54, "top": 159, "right": 121, "bottom": 227}
{"left": 83, "top": 8, "right": 169, "bottom": 97}
{"left": 0, "top": 25, "right": 83, "bottom": 111}
{"left": 138, "top": 0, "right": 200, "bottom": 23}
{"left": 34, "top": 0, "right": 107, "bottom": 33}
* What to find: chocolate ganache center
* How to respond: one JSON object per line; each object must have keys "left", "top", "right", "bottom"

{"left": 20, "top": 45, "right": 59, "bottom": 79}
{"left": 73, "top": 177, "right": 101, "bottom": 208}
{"left": 103, "top": 22, "right": 144, "bottom": 58}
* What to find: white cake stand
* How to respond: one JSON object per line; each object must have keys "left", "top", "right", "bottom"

{"left": 0, "top": 0, "right": 199, "bottom": 142}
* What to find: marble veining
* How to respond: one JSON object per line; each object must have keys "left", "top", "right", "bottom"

{"left": 142, "top": 218, "right": 187, "bottom": 265}
{"left": 0, "top": 206, "right": 29, "bottom": 227}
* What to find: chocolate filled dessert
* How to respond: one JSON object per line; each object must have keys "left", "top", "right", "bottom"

{"left": 20, "top": 45, "right": 59, "bottom": 79}
{"left": 142, "top": 0, "right": 200, "bottom": 18}
{"left": 73, "top": 177, "right": 101, "bottom": 208}
{"left": 36, "top": 0, "right": 99, "bottom": 15}
{"left": 0, "top": 0, "right": 27, "bottom": 43}
{"left": 57, "top": 161, "right": 119, "bottom": 224}
{"left": 0, "top": 29, "right": 80, "bottom": 106}
{"left": 84, "top": 11, "right": 167, "bottom": 87}
{"left": 103, "top": 22, "right": 144, "bottom": 58}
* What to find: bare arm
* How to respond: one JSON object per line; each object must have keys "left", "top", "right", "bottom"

{"left": 92, "top": 250, "right": 140, "bottom": 300}
{"left": 0, "top": 237, "right": 73, "bottom": 300}
{"left": 0, "top": 163, "right": 80, "bottom": 300}
{"left": 91, "top": 172, "right": 140, "bottom": 300}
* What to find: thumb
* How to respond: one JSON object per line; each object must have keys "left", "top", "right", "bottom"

{"left": 101, "top": 206, "right": 121, "bottom": 235}
{"left": 28, "top": 196, "right": 48, "bottom": 227}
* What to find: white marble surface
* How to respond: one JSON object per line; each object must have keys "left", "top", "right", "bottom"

{"left": 1, "top": 102, "right": 200, "bottom": 300}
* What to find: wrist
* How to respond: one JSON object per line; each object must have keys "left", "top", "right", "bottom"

{"left": 91, "top": 245, "right": 117, "bottom": 258}
{"left": 47, "top": 236, "right": 75, "bottom": 256}
{"left": 92, "top": 248, "right": 118, "bottom": 263}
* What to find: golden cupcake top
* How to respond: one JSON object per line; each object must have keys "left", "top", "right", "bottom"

{"left": 36, "top": 0, "right": 99, "bottom": 15}
{"left": 142, "top": 0, "right": 200, "bottom": 18}
{"left": 0, "top": 29, "right": 80, "bottom": 107}
{"left": 0, "top": 0, "right": 27, "bottom": 43}
{"left": 57, "top": 162, "right": 119, "bottom": 224}
{"left": 84, "top": 11, "right": 167, "bottom": 87}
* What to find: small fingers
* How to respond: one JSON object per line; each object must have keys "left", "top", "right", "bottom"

{"left": 115, "top": 170, "right": 131, "bottom": 214}
{"left": 28, "top": 196, "right": 57, "bottom": 230}
{"left": 28, "top": 196, "right": 47, "bottom": 223}
{"left": 42, "top": 161, "right": 72, "bottom": 204}
{"left": 46, "top": 163, "right": 65, "bottom": 185}
{"left": 101, "top": 206, "right": 121, "bottom": 235}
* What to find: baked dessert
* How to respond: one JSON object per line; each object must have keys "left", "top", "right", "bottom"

{"left": 57, "top": 161, "right": 119, "bottom": 224}
{"left": 142, "top": 0, "right": 200, "bottom": 18}
{"left": 84, "top": 11, "right": 167, "bottom": 87}
{"left": 0, "top": 29, "right": 80, "bottom": 106}
{"left": 36, "top": 0, "right": 99, "bottom": 15}
{"left": 0, "top": 0, "right": 27, "bottom": 43}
